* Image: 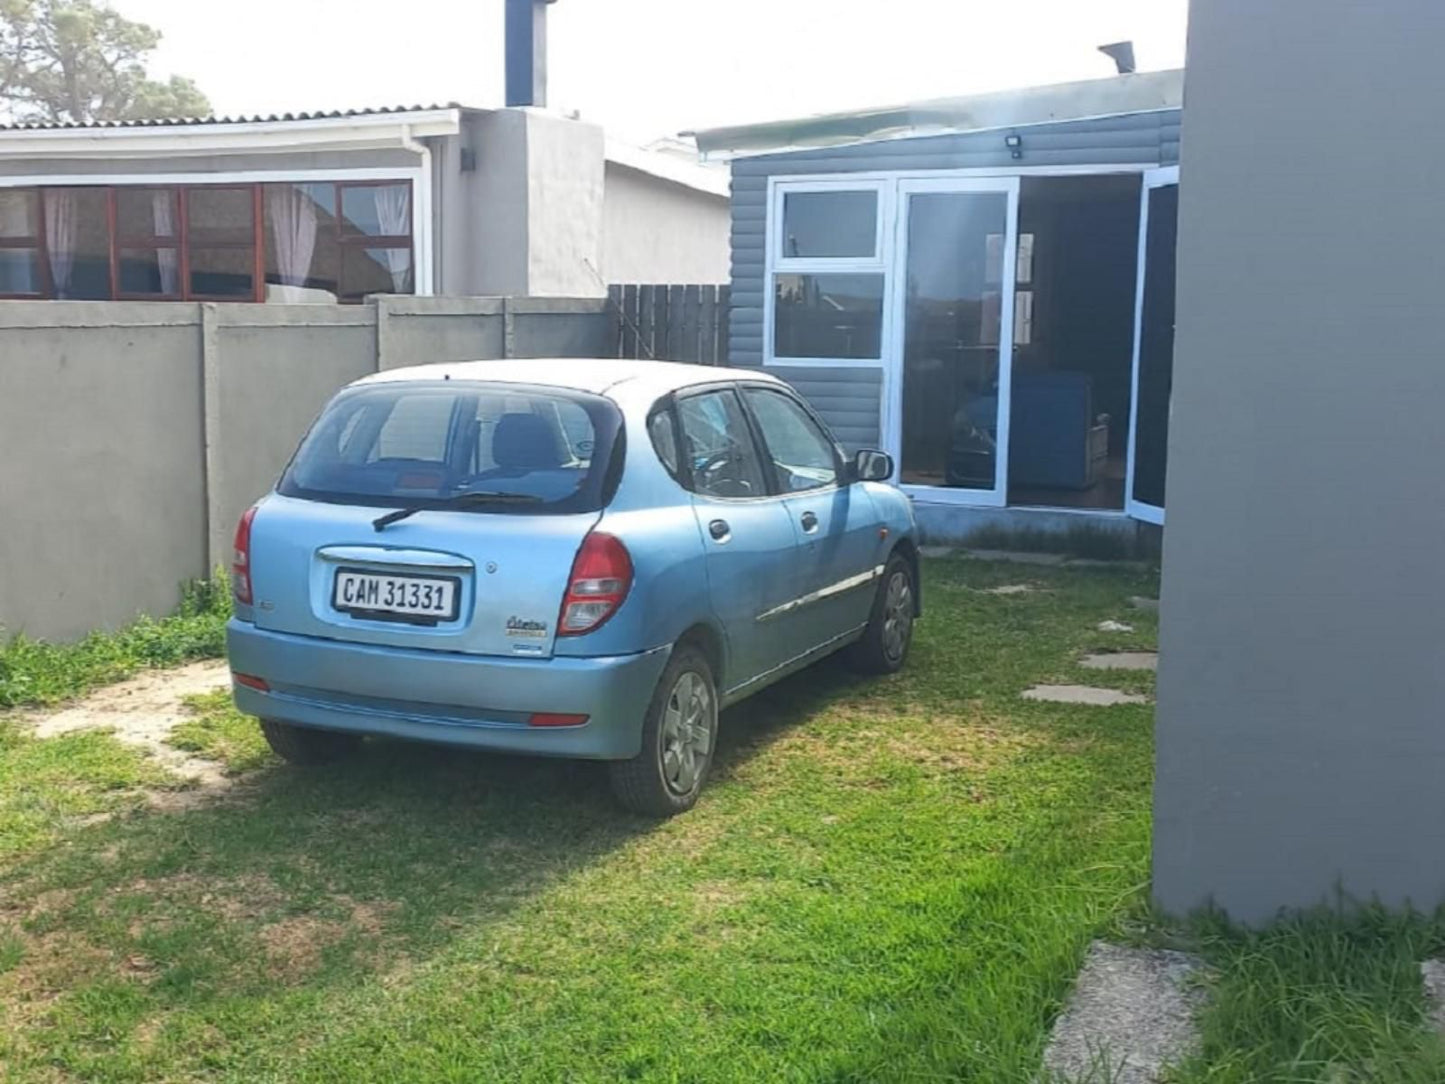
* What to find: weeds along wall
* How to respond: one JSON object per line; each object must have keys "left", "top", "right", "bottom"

{"left": 0, "top": 297, "right": 611, "bottom": 642}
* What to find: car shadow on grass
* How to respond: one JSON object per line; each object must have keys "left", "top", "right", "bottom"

{"left": 0, "top": 654, "right": 877, "bottom": 1066}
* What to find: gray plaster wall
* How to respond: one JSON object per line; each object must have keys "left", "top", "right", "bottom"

{"left": 1153, "top": 0, "right": 1445, "bottom": 922}
{"left": 602, "top": 163, "right": 730, "bottom": 285}
{"left": 0, "top": 296, "right": 611, "bottom": 642}
{"left": 448, "top": 111, "right": 608, "bottom": 298}
{"left": 524, "top": 111, "right": 606, "bottom": 297}
{"left": 0, "top": 306, "right": 207, "bottom": 644}
{"left": 455, "top": 111, "right": 532, "bottom": 297}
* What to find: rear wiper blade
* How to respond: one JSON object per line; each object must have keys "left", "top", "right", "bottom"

{"left": 372, "top": 491, "right": 543, "bottom": 532}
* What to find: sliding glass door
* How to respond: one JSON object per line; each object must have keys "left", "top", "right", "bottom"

{"left": 888, "top": 178, "right": 1019, "bottom": 505}
{"left": 1125, "top": 166, "right": 1180, "bottom": 524}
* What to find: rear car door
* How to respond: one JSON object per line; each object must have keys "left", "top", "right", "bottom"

{"left": 671, "top": 387, "right": 805, "bottom": 690}
{"left": 740, "top": 385, "right": 884, "bottom": 642}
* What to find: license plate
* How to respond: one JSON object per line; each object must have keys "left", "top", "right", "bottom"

{"left": 332, "top": 568, "right": 460, "bottom": 624}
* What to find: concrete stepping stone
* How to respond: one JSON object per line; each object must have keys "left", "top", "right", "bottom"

{"left": 1129, "top": 596, "right": 1160, "bottom": 612}
{"left": 1042, "top": 941, "right": 1206, "bottom": 1083}
{"left": 1421, "top": 959, "right": 1445, "bottom": 1033}
{"left": 1098, "top": 620, "right": 1135, "bottom": 633}
{"left": 1081, "top": 652, "right": 1158, "bottom": 671}
{"left": 981, "top": 583, "right": 1034, "bottom": 596}
{"left": 919, "top": 545, "right": 956, "bottom": 558}
{"left": 1021, "top": 685, "right": 1149, "bottom": 706}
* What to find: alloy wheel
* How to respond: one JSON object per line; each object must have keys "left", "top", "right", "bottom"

{"left": 660, "top": 669, "right": 714, "bottom": 795}
{"left": 881, "top": 570, "right": 913, "bottom": 662}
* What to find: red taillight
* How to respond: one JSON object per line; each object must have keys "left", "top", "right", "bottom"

{"left": 232, "top": 672, "right": 269, "bottom": 692}
{"left": 232, "top": 505, "right": 258, "bottom": 606}
{"left": 557, "top": 532, "right": 633, "bottom": 636}
{"left": 527, "top": 712, "right": 589, "bottom": 728}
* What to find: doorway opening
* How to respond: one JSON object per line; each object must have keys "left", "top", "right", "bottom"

{"left": 1006, "top": 174, "right": 1141, "bottom": 510}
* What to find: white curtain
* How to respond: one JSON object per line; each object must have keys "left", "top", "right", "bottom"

{"left": 373, "top": 184, "right": 412, "bottom": 292}
{"left": 267, "top": 184, "right": 318, "bottom": 287}
{"left": 44, "top": 190, "right": 76, "bottom": 298}
{"left": 152, "top": 192, "right": 179, "bottom": 295}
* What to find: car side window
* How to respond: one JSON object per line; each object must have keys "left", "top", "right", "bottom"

{"left": 675, "top": 390, "right": 769, "bottom": 499}
{"left": 741, "top": 388, "right": 839, "bottom": 493}
{"left": 647, "top": 407, "right": 681, "bottom": 478}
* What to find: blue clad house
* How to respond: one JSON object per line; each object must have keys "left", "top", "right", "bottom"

{"left": 691, "top": 70, "right": 1182, "bottom": 542}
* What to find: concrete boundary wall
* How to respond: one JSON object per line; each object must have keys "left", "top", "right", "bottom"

{"left": 0, "top": 296, "right": 610, "bottom": 642}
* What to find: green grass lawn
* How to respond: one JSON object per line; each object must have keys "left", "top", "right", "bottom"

{"left": 1166, "top": 908, "right": 1445, "bottom": 1083}
{"left": 0, "top": 577, "right": 229, "bottom": 710}
{"left": 0, "top": 558, "right": 1161, "bottom": 1082}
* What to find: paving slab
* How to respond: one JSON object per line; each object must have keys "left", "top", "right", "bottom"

{"left": 1128, "top": 596, "right": 1161, "bottom": 612}
{"left": 981, "top": 584, "right": 1035, "bottom": 596}
{"left": 1421, "top": 959, "right": 1445, "bottom": 1033}
{"left": 1021, "top": 685, "right": 1150, "bottom": 706}
{"left": 1042, "top": 941, "right": 1206, "bottom": 1083}
{"left": 1081, "top": 652, "right": 1158, "bottom": 672}
{"left": 1098, "top": 620, "right": 1136, "bottom": 633}
{"left": 919, "top": 545, "right": 956, "bottom": 558}
{"left": 961, "top": 549, "right": 1068, "bottom": 566}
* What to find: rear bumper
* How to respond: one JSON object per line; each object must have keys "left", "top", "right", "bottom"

{"left": 226, "top": 620, "right": 670, "bottom": 760}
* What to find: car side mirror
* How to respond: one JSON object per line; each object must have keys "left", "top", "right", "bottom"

{"left": 852, "top": 449, "right": 894, "bottom": 483}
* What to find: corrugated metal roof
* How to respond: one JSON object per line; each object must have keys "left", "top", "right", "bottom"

{"left": 0, "top": 103, "right": 463, "bottom": 132}
{"left": 688, "top": 69, "right": 1184, "bottom": 160}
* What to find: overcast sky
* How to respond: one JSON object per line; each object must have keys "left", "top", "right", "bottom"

{"left": 120, "top": 0, "right": 1188, "bottom": 144}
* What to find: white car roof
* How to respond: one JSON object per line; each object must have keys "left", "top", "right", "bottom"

{"left": 355, "top": 358, "right": 783, "bottom": 401}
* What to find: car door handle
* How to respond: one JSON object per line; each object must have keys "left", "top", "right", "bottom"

{"left": 800, "top": 511, "right": 818, "bottom": 533}
{"left": 708, "top": 518, "right": 731, "bottom": 542}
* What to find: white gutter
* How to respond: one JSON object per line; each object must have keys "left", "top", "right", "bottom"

{"left": 0, "top": 108, "right": 463, "bottom": 160}
{"left": 399, "top": 123, "right": 438, "bottom": 295}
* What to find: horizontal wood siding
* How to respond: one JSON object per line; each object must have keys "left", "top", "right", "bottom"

{"left": 728, "top": 108, "right": 1182, "bottom": 371}
{"left": 766, "top": 365, "right": 883, "bottom": 451}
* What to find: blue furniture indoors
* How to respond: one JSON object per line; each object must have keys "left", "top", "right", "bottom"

{"left": 1007, "top": 369, "right": 1106, "bottom": 490}
{"left": 946, "top": 370, "right": 1106, "bottom": 490}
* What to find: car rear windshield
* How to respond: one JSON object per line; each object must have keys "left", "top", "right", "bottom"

{"left": 279, "top": 380, "right": 623, "bottom": 514}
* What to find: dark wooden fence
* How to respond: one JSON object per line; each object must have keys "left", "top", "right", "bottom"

{"left": 608, "top": 284, "right": 731, "bottom": 364}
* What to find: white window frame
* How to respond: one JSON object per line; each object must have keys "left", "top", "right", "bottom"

{"left": 763, "top": 177, "right": 892, "bottom": 369}
{"left": 888, "top": 175, "right": 1021, "bottom": 507}
{"left": 1124, "top": 164, "right": 1180, "bottom": 526}
{"left": 762, "top": 163, "right": 1166, "bottom": 513}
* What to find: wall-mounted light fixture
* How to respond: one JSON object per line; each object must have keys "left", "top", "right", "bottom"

{"left": 1005, "top": 133, "right": 1023, "bottom": 160}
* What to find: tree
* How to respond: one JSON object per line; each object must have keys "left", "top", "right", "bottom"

{"left": 0, "top": 0, "right": 210, "bottom": 124}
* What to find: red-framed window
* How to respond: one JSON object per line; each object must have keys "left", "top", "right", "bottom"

{"left": 0, "top": 188, "right": 46, "bottom": 298}
{"left": 0, "top": 179, "right": 415, "bottom": 303}
{"left": 262, "top": 179, "right": 415, "bottom": 302}
{"left": 113, "top": 186, "right": 183, "bottom": 300}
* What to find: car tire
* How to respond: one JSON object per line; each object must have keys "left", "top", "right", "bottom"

{"left": 259, "top": 719, "right": 362, "bottom": 766}
{"left": 608, "top": 645, "right": 718, "bottom": 817}
{"left": 844, "top": 552, "right": 916, "bottom": 675}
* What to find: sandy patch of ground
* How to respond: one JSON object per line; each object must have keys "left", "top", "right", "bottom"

{"left": 24, "top": 660, "right": 233, "bottom": 794}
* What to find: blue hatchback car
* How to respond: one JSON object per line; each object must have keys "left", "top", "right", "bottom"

{"left": 227, "top": 359, "right": 919, "bottom": 814}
